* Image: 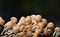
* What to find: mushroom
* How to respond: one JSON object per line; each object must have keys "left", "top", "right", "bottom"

{"left": 35, "top": 15, "right": 42, "bottom": 23}
{"left": 16, "top": 32, "right": 25, "bottom": 37}
{"left": 0, "top": 17, "right": 5, "bottom": 26}
{"left": 25, "top": 16, "right": 32, "bottom": 25}
{"left": 5, "top": 17, "right": 18, "bottom": 30}
{"left": 43, "top": 28, "right": 52, "bottom": 36}
{"left": 32, "top": 29, "right": 42, "bottom": 37}
{"left": 32, "top": 23, "right": 44, "bottom": 37}
{"left": 26, "top": 31, "right": 32, "bottom": 37}
{"left": 31, "top": 15, "right": 42, "bottom": 24}
{"left": 0, "top": 17, "right": 5, "bottom": 34}
{"left": 12, "top": 26, "right": 20, "bottom": 34}
{"left": 31, "top": 15, "right": 37, "bottom": 24}
{"left": 1, "top": 17, "right": 18, "bottom": 35}
{"left": 10, "top": 17, "right": 25, "bottom": 34}
{"left": 46, "top": 22, "right": 54, "bottom": 29}
{"left": 53, "top": 27, "right": 60, "bottom": 37}
{"left": 17, "top": 16, "right": 26, "bottom": 26}
{"left": 41, "top": 18, "right": 47, "bottom": 26}
{"left": 31, "top": 15, "right": 36, "bottom": 20}
{"left": 11, "top": 22, "right": 25, "bottom": 34}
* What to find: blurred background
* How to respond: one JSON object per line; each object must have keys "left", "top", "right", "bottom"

{"left": 0, "top": 0, "right": 60, "bottom": 27}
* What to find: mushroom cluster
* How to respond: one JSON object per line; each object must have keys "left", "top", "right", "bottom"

{"left": 0, "top": 15, "right": 60, "bottom": 37}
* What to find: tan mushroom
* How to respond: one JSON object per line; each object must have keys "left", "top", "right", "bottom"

{"left": 31, "top": 15, "right": 36, "bottom": 20}
{"left": 17, "top": 16, "right": 26, "bottom": 26}
{"left": 5, "top": 17, "right": 18, "bottom": 30}
{"left": 25, "top": 16, "right": 32, "bottom": 25}
{"left": 0, "top": 17, "right": 5, "bottom": 25}
{"left": 35, "top": 15, "right": 42, "bottom": 23}
{"left": 1, "top": 17, "right": 18, "bottom": 35}
{"left": 42, "top": 18, "right": 47, "bottom": 26}
{"left": 43, "top": 29, "right": 52, "bottom": 36}
{"left": 16, "top": 32, "right": 25, "bottom": 37}
{"left": 47, "top": 22, "right": 54, "bottom": 29}
{"left": 53, "top": 27, "right": 60, "bottom": 37}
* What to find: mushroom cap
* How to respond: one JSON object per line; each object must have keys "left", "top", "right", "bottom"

{"left": 16, "top": 16, "right": 26, "bottom": 26}
{"left": 47, "top": 29, "right": 52, "bottom": 33}
{"left": 43, "top": 29, "right": 52, "bottom": 36}
{"left": 47, "top": 22, "right": 54, "bottom": 29}
{"left": 25, "top": 16, "right": 32, "bottom": 24}
{"left": 54, "top": 27, "right": 60, "bottom": 32}
{"left": 20, "top": 16, "right": 26, "bottom": 24}
{"left": 20, "top": 16, "right": 25, "bottom": 21}
{"left": 13, "top": 26, "right": 20, "bottom": 33}
{"left": 42, "top": 18, "right": 47, "bottom": 26}
{"left": 31, "top": 15, "right": 36, "bottom": 20}
{"left": 0, "top": 17, "right": 5, "bottom": 25}
{"left": 10, "top": 17, "right": 18, "bottom": 23}
{"left": 38, "top": 23, "right": 44, "bottom": 28}
{"left": 35, "top": 15, "right": 42, "bottom": 22}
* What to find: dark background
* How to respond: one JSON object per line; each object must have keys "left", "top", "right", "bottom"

{"left": 0, "top": 0, "right": 60, "bottom": 27}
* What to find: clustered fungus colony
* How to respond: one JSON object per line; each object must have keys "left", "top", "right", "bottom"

{"left": 0, "top": 15, "right": 60, "bottom": 37}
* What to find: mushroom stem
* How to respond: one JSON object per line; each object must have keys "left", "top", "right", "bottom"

{"left": 53, "top": 31, "right": 56, "bottom": 37}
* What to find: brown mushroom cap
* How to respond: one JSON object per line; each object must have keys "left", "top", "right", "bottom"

{"left": 38, "top": 23, "right": 44, "bottom": 28}
{"left": 0, "top": 17, "right": 5, "bottom": 25}
{"left": 31, "top": 15, "right": 36, "bottom": 20}
{"left": 35, "top": 15, "right": 42, "bottom": 22}
{"left": 25, "top": 16, "right": 32, "bottom": 25}
{"left": 10, "top": 17, "right": 18, "bottom": 23}
{"left": 20, "top": 16, "right": 25, "bottom": 23}
{"left": 43, "top": 29, "right": 52, "bottom": 36}
{"left": 17, "top": 16, "right": 26, "bottom": 26}
{"left": 54, "top": 27, "right": 60, "bottom": 33}
{"left": 13, "top": 26, "right": 20, "bottom": 33}
{"left": 47, "top": 22, "right": 54, "bottom": 29}
{"left": 42, "top": 18, "right": 47, "bottom": 26}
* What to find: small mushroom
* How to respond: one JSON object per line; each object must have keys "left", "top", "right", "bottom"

{"left": 25, "top": 16, "right": 32, "bottom": 25}
{"left": 20, "top": 25, "right": 25, "bottom": 32}
{"left": 53, "top": 27, "right": 60, "bottom": 37}
{"left": 16, "top": 32, "right": 25, "bottom": 37}
{"left": 0, "top": 17, "right": 5, "bottom": 34}
{"left": 0, "top": 17, "right": 5, "bottom": 25}
{"left": 47, "top": 22, "right": 54, "bottom": 29}
{"left": 32, "top": 29, "right": 42, "bottom": 37}
{"left": 17, "top": 16, "right": 26, "bottom": 26}
{"left": 1, "top": 17, "right": 18, "bottom": 35}
{"left": 31, "top": 15, "right": 37, "bottom": 24}
{"left": 31, "top": 15, "right": 36, "bottom": 20}
{"left": 35, "top": 15, "right": 42, "bottom": 23}
{"left": 12, "top": 26, "right": 20, "bottom": 34}
{"left": 42, "top": 18, "right": 47, "bottom": 26}
{"left": 31, "top": 15, "right": 42, "bottom": 24}
{"left": 4, "top": 17, "right": 18, "bottom": 30}
{"left": 10, "top": 17, "right": 18, "bottom": 23}
{"left": 26, "top": 31, "right": 32, "bottom": 37}
{"left": 38, "top": 23, "right": 45, "bottom": 28}
{"left": 43, "top": 29, "right": 52, "bottom": 36}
